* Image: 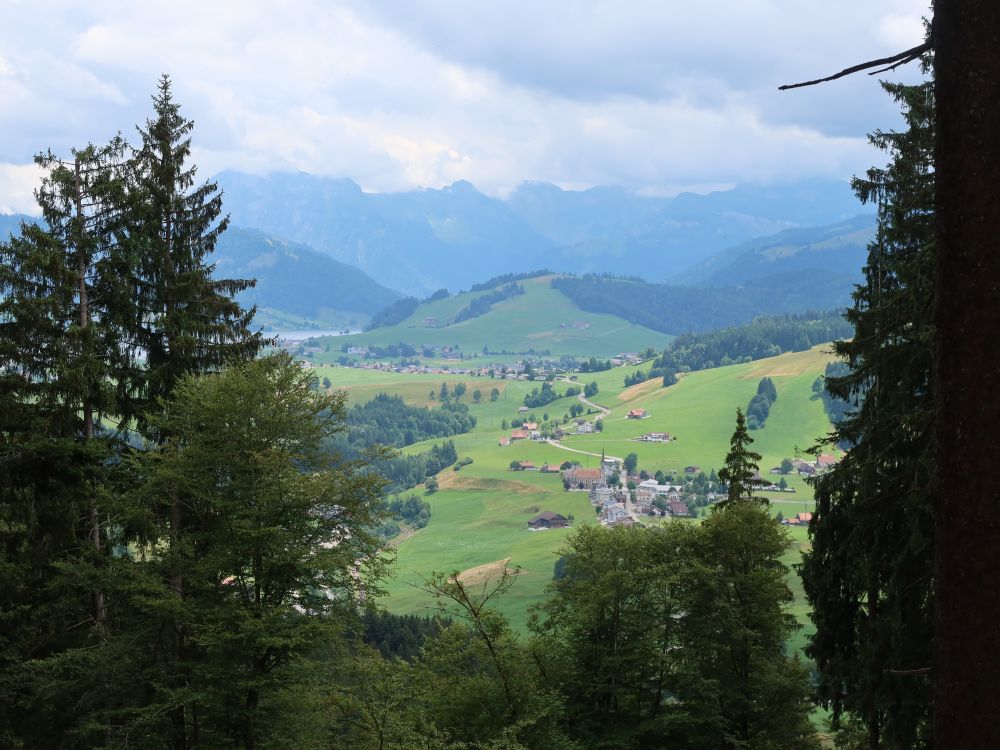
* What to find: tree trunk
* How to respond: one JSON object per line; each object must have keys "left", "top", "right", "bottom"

{"left": 75, "top": 157, "right": 106, "bottom": 627}
{"left": 934, "top": 2, "right": 1000, "bottom": 746}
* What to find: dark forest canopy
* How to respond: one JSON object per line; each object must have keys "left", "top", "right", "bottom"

{"left": 622, "top": 311, "right": 852, "bottom": 387}
{"left": 552, "top": 272, "right": 855, "bottom": 334}
{"left": 365, "top": 296, "right": 420, "bottom": 330}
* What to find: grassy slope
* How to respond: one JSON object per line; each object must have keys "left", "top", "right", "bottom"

{"left": 322, "top": 344, "right": 838, "bottom": 634}
{"left": 320, "top": 275, "right": 669, "bottom": 358}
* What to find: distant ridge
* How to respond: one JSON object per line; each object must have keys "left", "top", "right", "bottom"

{"left": 213, "top": 227, "right": 402, "bottom": 328}
{"left": 677, "top": 214, "right": 875, "bottom": 286}
{"left": 214, "top": 171, "right": 865, "bottom": 295}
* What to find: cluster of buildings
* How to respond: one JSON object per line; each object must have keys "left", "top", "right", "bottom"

{"left": 770, "top": 454, "right": 839, "bottom": 477}
{"left": 562, "top": 455, "right": 692, "bottom": 528}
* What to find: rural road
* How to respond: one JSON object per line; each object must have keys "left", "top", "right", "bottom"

{"left": 544, "top": 439, "right": 623, "bottom": 464}
{"left": 390, "top": 524, "right": 414, "bottom": 546}
{"left": 578, "top": 392, "right": 610, "bottom": 415}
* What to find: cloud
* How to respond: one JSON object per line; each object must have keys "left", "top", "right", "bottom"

{"left": 0, "top": 162, "right": 43, "bottom": 215}
{"left": 0, "top": 0, "right": 931, "bottom": 207}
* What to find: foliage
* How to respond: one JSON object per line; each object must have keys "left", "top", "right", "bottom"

{"left": 359, "top": 610, "right": 451, "bottom": 662}
{"left": 530, "top": 519, "right": 816, "bottom": 749}
{"left": 452, "top": 282, "right": 525, "bottom": 324}
{"left": 339, "top": 393, "right": 475, "bottom": 452}
{"left": 552, "top": 274, "right": 854, "bottom": 335}
{"left": 746, "top": 377, "right": 778, "bottom": 430}
{"left": 577, "top": 357, "right": 612, "bottom": 373}
{"left": 640, "top": 311, "right": 853, "bottom": 387}
{"left": 801, "top": 76, "right": 935, "bottom": 749}
{"left": 366, "top": 296, "right": 420, "bottom": 330}
{"left": 716, "top": 408, "right": 768, "bottom": 508}
{"left": 469, "top": 269, "right": 552, "bottom": 292}
{"left": 583, "top": 381, "right": 599, "bottom": 398}
{"left": 524, "top": 381, "right": 561, "bottom": 408}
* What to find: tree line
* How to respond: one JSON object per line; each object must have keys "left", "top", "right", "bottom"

{"left": 551, "top": 273, "right": 854, "bottom": 335}
{"left": 622, "top": 311, "right": 853, "bottom": 387}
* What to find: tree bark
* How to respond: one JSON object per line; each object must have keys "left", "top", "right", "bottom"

{"left": 934, "top": 2, "right": 1000, "bottom": 746}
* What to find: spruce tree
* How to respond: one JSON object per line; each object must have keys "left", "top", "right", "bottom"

{"left": 122, "top": 74, "right": 263, "bottom": 435}
{"left": 716, "top": 408, "right": 767, "bottom": 508}
{"left": 0, "top": 139, "right": 133, "bottom": 744}
{"left": 801, "top": 72, "right": 934, "bottom": 748}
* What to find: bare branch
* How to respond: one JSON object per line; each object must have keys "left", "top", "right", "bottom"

{"left": 779, "top": 40, "right": 932, "bottom": 91}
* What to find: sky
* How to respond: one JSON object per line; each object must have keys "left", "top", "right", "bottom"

{"left": 0, "top": 0, "right": 930, "bottom": 213}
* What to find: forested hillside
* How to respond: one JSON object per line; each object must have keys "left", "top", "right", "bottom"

{"left": 678, "top": 213, "right": 875, "bottom": 286}
{"left": 633, "top": 311, "right": 854, "bottom": 386}
{"left": 552, "top": 273, "right": 854, "bottom": 334}
{"left": 213, "top": 227, "right": 402, "bottom": 325}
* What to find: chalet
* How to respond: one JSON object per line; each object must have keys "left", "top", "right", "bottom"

{"left": 642, "top": 432, "right": 671, "bottom": 442}
{"left": 423, "top": 317, "right": 438, "bottom": 328}
{"left": 564, "top": 467, "right": 603, "bottom": 491}
{"left": 667, "top": 499, "right": 691, "bottom": 517}
{"left": 785, "top": 512, "right": 814, "bottom": 526}
{"left": 797, "top": 463, "right": 817, "bottom": 477}
{"left": 522, "top": 422, "right": 538, "bottom": 430}
{"left": 684, "top": 465, "right": 701, "bottom": 474}
{"left": 518, "top": 461, "right": 537, "bottom": 471}
{"left": 627, "top": 408, "right": 648, "bottom": 419}
{"left": 498, "top": 437, "right": 511, "bottom": 447}
{"left": 518, "top": 406, "right": 530, "bottom": 413}
{"left": 527, "top": 511, "right": 569, "bottom": 529}
{"left": 816, "top": 453, "right": 838, "bottom": 468}
{"left": 552, "top": 428, "right": 566, "bottom": 440}
{"left": 510, "top": 430, "right": 529, "bottom": 441}
{"left": 540, "top": 463, "right": 561, "bottom": 473}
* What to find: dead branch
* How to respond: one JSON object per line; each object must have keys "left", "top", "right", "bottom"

{"left": 779, "top": 40, "right": 932, "bottom": 91}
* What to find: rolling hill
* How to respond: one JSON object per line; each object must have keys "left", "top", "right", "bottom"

{"left": 316, "top": 344, "right": 837, "bottom": 632}
{"left": 211, "top": 227, "right": 403, "bottom": 328}
{"left": 325, "top": 274, "right": 670, "bottom": 358}
{"left": 677, "top": 213, "right": 875, "bottom": 286}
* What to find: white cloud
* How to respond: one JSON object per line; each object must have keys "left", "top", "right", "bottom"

{"left": 0, "top": 162, "right": 43, "bottom": 215}
{"left": 0, "top": 0, "right": 931, "bottom": 207}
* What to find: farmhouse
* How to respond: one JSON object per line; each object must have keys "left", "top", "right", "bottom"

{"left": 509, "top": 430, "right": 529, "bottom": 441}
{"left": 498, "top": 437, "right": 510, "bottom": 447}
{"left": 627, "top": 408, "right": 648, "bottom": 419}
{"left": 641, "top": 432, "right": 671, "bottom": 442}
{"left": 816, "top": 453, "right": 838, "bottom": 468}
{"left": 522, "top": 421, "right": 538, "bottom": 430}
{"left": 785, "top": 512, "right": 814, "bottom": 526}
{"left": 667, "top": 499, "right": 691, "bottom": 517}
{"left": 540, "top": 463, "right": 561, "bottom": 473}
{"left": 517, "top": 461, "right": 537, "bottom": 471}
{"left": 564, "top": 467, "right": 603, "bottom": 490}
{"left": 527, "top": 511, "right": 569, "bottom": 529}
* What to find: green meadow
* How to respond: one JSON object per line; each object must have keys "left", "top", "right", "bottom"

{"left": 324, "top": 344, "right": 838, "bottom": 633}
{"left": 316, "top": 274, "right": 669, "bottom": 358}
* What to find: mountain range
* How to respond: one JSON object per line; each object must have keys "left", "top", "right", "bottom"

{"left": 215, "top": 172, "right": 871, "bottom": 295}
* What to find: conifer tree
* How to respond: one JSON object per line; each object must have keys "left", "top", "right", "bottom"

{"left": 801, "top": 73, "right": 935, "bottom": 748}
{"left": 716, "top": 408, "right": 767, "bottom": 508}
{"left": 122, "top": 74, "right": 263, "bottom": 435}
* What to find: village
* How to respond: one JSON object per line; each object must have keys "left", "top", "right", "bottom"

{"left": 519, "top": 448, "right": 840, "bottom": 532}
